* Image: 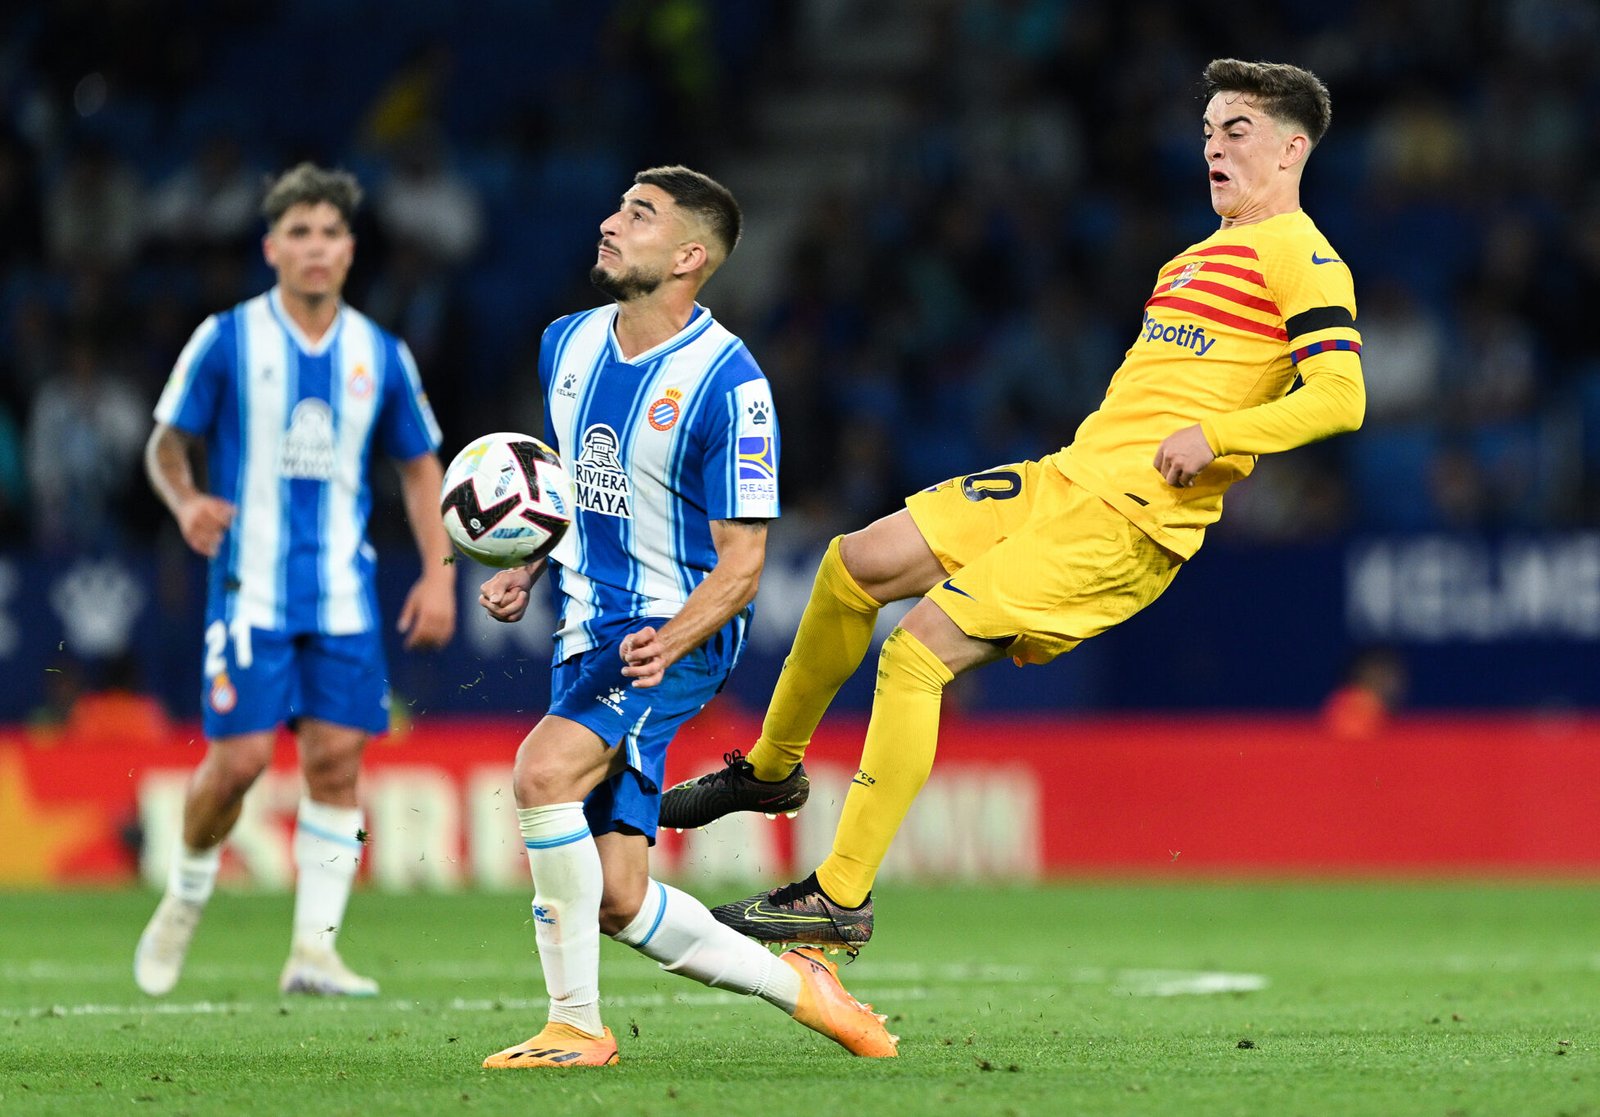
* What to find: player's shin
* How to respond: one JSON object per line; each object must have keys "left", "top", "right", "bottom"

{"left": 291, "top": 799, "right": 364, "bottom": 946}
{"left": 818, "top": 627, "right": 952, "bottom": 907}
{"left": 750, "top": 535, "right": 882, "bottom": 780}
{"left": 613, "top": 879, "right": 800, "bottom": 1010}
{"left": 519, "top": 803, "right": 606, "bottom": 1036}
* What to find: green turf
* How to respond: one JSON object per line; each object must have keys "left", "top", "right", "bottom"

{"left": 1, "top": 882, "right": 1597, "bottom": 1116}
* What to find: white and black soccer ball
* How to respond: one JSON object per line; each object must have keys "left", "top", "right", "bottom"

{"left": 440, "top": 432, "right": 575, "bottom": 569}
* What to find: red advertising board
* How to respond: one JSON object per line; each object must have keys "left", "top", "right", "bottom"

{"left": 5, "top": 709, "right": 1600, "bottom": 888}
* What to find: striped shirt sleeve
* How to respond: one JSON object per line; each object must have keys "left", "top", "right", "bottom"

{"left": 153, "top": 315, "right": 225, "bottom": 433}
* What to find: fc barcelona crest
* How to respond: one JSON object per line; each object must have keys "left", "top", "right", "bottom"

{"left": 1170, "top": 262, "right": 1203, "bottom": 290}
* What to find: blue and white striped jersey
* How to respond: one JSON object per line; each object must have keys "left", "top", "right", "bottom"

{"left": 154, "top": 287, "right": 442, "bottom": 634}
{"left": 540, "top": 303, "right": 780, "bottom": 662}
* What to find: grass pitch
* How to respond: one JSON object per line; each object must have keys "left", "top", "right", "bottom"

{"left": 1, "top": 882, "right": 1597, "bottom": 1116}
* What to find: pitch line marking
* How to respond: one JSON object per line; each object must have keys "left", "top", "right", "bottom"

{"left": 2, "top": 966, "right": 1268, "bottom": 1019}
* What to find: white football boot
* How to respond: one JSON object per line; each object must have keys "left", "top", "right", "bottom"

{"left": 279, "top": 941, "right": 379, "bottom": 996}
{"left": 134, "top": 894, "right": 204, "bottom": 996}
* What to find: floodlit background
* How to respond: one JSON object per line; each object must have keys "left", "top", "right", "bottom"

{"left": 7, "top": 14, "right": 1600, "bottom": 1113}
{"left": 4, "top": 0, "right": 1600, "bottom": 891}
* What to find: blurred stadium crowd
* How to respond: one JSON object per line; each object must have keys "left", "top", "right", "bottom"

{"left": 1, "top": 0, "right": 1597, "bottom": 561}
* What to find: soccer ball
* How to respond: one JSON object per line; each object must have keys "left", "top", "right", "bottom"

{"left": 440, "top": 432, "right": 575, "bottom": 569}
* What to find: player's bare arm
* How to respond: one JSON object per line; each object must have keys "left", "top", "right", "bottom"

{"left": 396, "top": 452, "right": 457, "bottom": 649}
{"left": 621, "top": 518, "right": 767, "bottom": 689}
{"left": 1153, "top": 423, "right": 1217, "bottom": 488}
{"left": 145, "top": 422, "right": 235, "bottom": 557}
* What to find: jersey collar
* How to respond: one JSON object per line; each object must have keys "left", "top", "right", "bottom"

{"left": 605, "top": 303, "right": 711, "bottom": 366}
{"left": 268, "top": 286, "right": 346, "bottom": 356}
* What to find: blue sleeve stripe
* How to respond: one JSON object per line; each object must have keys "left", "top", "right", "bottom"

{"left": 159, "top": 315, "right": 223, "bottom": 430}
{"left": 223, "top": 313, "right": 247, "bottom": 591}
{"left": 523, "top": 826, "right": 592, "bottom": 850}
{"left": 725, "top": 389, "right": 743, "bottom": 516}
{"left": 546, "top": 312, "right": 588, "bottom": 387}
{"left": 394, "top": 337, "right": 441, "bottom": 451}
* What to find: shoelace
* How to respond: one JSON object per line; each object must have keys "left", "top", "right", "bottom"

{"left": 703, "top": 749, "right": 753, "bottom": 786}
{"left": 764, "top": 875, "right": 866, "bottom": 960}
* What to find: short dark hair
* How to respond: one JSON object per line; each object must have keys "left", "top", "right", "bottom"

{"left": 634, "top": 165, "right": 742, "bottom": 261}
{"left": 1203, "top": 59, "right": 1332, "bottom": 148}
{"left": 261, "top": 162, "right": 363, "bottom": 227}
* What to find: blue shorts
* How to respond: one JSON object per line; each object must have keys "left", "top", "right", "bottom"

{"left": 550, "top": 628, "right": 735, "bottom": 842}
{"left": 200, "top": 620, "right": 390, "bottom": 739}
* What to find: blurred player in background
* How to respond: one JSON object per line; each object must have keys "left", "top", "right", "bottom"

{"left": 475, "top": 166, "right": 896, "bottom": 1068}
{"left": 135, "top": 163, "right": 456, "bottom": 997}
{"left": 661, "top": 58, "right": 1366, "bottom": 950}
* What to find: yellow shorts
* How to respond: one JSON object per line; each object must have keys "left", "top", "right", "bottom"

{"left": 905, "top": 460, "right": 1182, "bottom": 665}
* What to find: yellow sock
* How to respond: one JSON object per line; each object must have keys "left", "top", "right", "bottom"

{"left": 815, "top": 627, "right": 952, "bottom": 908}
{"left": 746, "top": 536, "right": 881, "bottom": 782}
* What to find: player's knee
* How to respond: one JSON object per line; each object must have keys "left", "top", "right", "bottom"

{"left": 835, "top": 530, "right": 877, "bottom": 587}
{"left": 202, "top": 739, "right": 273, "bottom": 796}
{"left": 840, "top": 514, "right": 941, "bottom": 602}
{"left": 301, "top": 756, "right": 360, "bottom": 801}
{"left": 598, "top": 893, "right": 639, "bottom": 937}
{"left": 512, "top": 758, "right": 578, "bottom": 809}
{"left": 298, "top": 728, "right": 366, "bottom": 798}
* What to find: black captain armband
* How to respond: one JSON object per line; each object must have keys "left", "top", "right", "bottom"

{"left": 1284, "top": 306, "right": 1355, "bottom": 339}
{"left": 1285, "top": 306, "right": 1360, "bottom": 366}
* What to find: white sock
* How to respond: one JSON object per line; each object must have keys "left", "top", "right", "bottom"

{"left": 291, "top": 799, "right": 364, "bottom": 948}
{"left": 613, "top": 879, "right": 802, "bottom": 1015}
{"left": 519, "top": 803, "right": 604, "bottom": 1037}
{"left": 167, "top": 843, "right": 221, "bottom": 906}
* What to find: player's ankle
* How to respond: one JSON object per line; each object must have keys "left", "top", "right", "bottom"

{"left": 748, "top": 744, "right": 803, "bottom": 783}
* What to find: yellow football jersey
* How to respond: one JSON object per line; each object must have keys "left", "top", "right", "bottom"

{"left": 1052, "top": 209, "right": 1364, "bottom": 559}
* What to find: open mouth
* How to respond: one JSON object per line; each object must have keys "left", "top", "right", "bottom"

{"left": 1210, "top": 170, "right": 1230, "bottom": 184}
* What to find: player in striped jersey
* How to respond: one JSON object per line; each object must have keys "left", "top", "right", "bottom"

{"left": 476, "top": 167, "right": 896, "bottom": 1068}
{"left": 135, "top": 164, "right": 456, "bottom": 998}
{"left": 664, "top": 59, "right": 1367, "bottom": 951}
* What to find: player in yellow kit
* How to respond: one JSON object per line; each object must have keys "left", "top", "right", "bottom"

{"left": 649, "top": 58, "right": 1365, "bottom": 949}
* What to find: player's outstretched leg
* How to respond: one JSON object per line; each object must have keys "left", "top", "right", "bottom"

{"left": 612, "top": 878, "right": 895, "bottom": 1058}
{"left": 482, "top": 1025, "right": 620, "bottom": 1068}
{"left": 711, "top": 872, "right": 874, "bottom": 950}
{"left": 658, "top": 749, "right": 810, "bottom": 830}
{"left": 660, "top": 535, "right": 882, "bottom": 831}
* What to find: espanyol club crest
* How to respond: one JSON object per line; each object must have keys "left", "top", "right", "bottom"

{"left": 1170, "top": 261, "right": 1203, "bottom": 290}
{"left": 648, "top": 387, "right": 683, "bottom": 431}
{"left": 209, "top": 671, "right": 237, "bottom": 714}
{"left": 348, "top": 363, "right": 374, "bottom": 399}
